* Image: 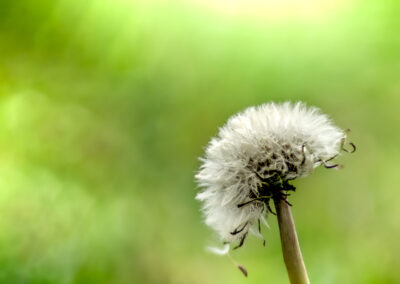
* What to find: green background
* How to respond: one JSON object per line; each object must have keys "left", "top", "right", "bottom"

{"left": 0, "top": 0, "right": 399, "bottom": 283}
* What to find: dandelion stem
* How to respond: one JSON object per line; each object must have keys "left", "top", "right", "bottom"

{"left": 275, "top": 193, "right": 309, "bottom": 284}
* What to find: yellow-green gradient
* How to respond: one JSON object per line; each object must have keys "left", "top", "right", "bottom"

{"left": 0, "top": 0, "right": 399, "bottom": 283}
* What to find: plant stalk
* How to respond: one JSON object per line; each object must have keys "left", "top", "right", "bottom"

{"left": 275, "top": 194, "right": 310, "bottom": 284}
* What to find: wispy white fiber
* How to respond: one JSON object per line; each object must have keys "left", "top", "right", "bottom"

{"left": 196, "top": 102, "right": 345, "bottom": 246}
{"left": 207, "top": 244, "right": 230, "bottom": 255}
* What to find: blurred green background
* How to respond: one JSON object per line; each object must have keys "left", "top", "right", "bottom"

{"left": 0, "top": 0, "right": 399, "bottom": 283}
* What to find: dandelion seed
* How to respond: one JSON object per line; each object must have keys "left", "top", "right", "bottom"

{"left": 196, "top": 102, "right": 351, "bottom": 247}
{"left": 237, "top": 265, "right": 248, "bottom": 277}
{"left": 207, "top": 244, "right": 230, "bottom": 255}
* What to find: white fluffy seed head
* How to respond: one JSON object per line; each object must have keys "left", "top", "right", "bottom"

{"left": 196, "top": 102, "right": 345, "bottom": 244}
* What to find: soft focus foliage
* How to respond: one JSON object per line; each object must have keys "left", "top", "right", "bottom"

{"left": 0, "top": 0, "right": 399, "bottom": 283}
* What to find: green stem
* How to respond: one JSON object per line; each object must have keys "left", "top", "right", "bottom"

{"left": 275, "top": 194, "right": 310, "bottom": 284}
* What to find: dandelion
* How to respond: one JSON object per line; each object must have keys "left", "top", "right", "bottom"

{"left": 196, "top": 102, "right": 354, "bottom": 282}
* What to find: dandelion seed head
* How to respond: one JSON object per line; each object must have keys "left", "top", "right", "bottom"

{"left": 196, "top": 102, "right": 345, "bottom": 244}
